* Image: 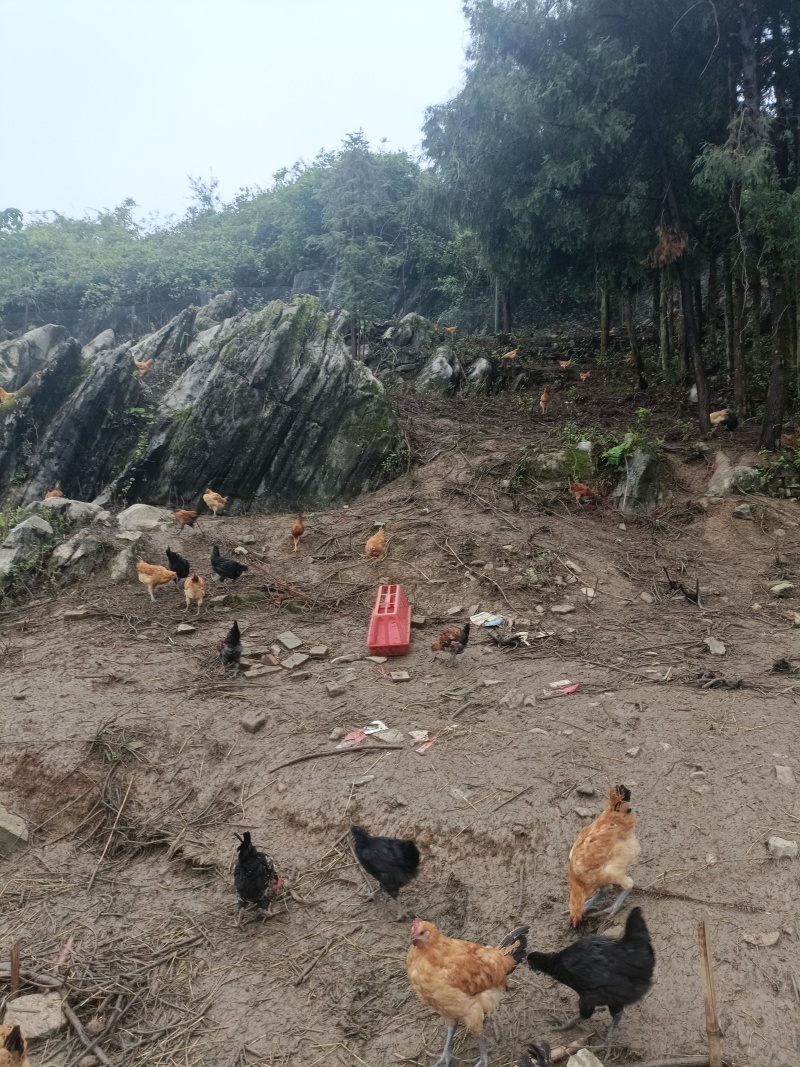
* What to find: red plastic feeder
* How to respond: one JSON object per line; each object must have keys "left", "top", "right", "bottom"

{"left": 367, "top": 584, "right": 411, "bottom": 656}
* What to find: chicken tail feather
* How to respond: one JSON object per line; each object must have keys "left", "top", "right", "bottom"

{"left": 497, "top": 925, "right": 529, "bottom": 964}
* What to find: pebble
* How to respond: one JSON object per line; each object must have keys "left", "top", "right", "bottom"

{"left": 329, "top": 727, "right": 345, "bottom": 741}
{"left": 367, "top": 655, "right": 387, "bottom": 664}
{"left": 241, "top": 534, "right": 256, "bottom": 544}
{"left": 289, "top": 670, "right": 312, "bottom": 681}
{"left": 564, "top": 559, "right": 583, "bottom": 574}
{"left": 326, "top": 682, "right": 346, "bottom": 697}
{"left": 0, "top": 804, "right": 29, "bottom": 856}
{"left": 574, "top": 807, "right": 594, "bottom": 818}
{"left": 390, "top": 670, "right": 411, "bottom": 682}
{"left": 576, "top": 784, "right": 596, "bottom": 796}
{"left": 234, "top": 546, "right": 248, "bottom": 555}
{"left": 767, "top": 835, "right": 799, "bottom": 860}
{"left": 511, "top": 824, "right": 526, "bottom": 836}
{"left": 567, "top": 1049, "right": 605, "bottom": 1067}
{"left": 732, "top": 503, "right": 753, "bottom": 520}
{"left": 626, "top": 746, "right": 641, "bottom": 757}
{"left": 446, "top": 604, "right": 464, "bottom": 615}
{"left": 775, "top": 765, "right": 796, "bottom": 789}
{"left": 241, "top": 711, "right": 268, "bottom": 734}
{"left": 703, "top": 636, "right": 726, "bottom": 655}
{"left": 550, "top": 602, "right": 576, "bottom": 614}
{"left": 640, "top": 592, "right": 654, "bottom": 604}
{"left": 174, "top": 623, "right": 196, "bottom": 634}
{"left": 770, "top": 580, "right": 794, "bottom": 597}
{"left": 276, "top": 780, "right": 287, "bottom": 793}
{"left": 410, "top": 615, "right": 427, "bottom": 628}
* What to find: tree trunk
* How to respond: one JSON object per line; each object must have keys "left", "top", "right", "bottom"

{"left": 707, "top": 250, "right": 718, "bottom": 352}
{"left": 623, "top": 290, "right": 647, "bottom": 390}
{"left": 733, "top": 273, "right": 747, "bottom": 417}
{"left": 659, "top": 268, "right": 670, "bottom": 373}
{"left": 759, "top": 271, "right": 790, "bottom": 450}
{"left": 796, "top": 265, "right": 800, "bottom": 404}
{"left": 501, "top": 288, "right": 512, "bottom": 332}
{"left": 751, "top": 267, "right": 762, "bottom": 367}
{"left": 350, "top": 317, "right": 358, "bottom": 361}
{"left": 694, "top": 275, "right": 704, "bottom": 344}
{"left": 723, "top": 255, "right": 734, "bottom": 379}
{"left": 600, "top": 286, "right": 610, "bottom": 360}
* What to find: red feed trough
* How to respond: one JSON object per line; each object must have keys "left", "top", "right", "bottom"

{"left": 367, "top": 584, "right": 411, "bottom": 656}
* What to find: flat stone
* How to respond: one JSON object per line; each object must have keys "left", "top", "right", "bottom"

{"left": 276, "top": 631, "right": 302, "bottom": 650}
{"left": 63, "top": 608, "right": 88, "bottom": 620}
{"left": 326, "top": 682, "right": 346, "bottom": 697}
{"left": 574, "top": 807, "right": 594, "bottom": 818}
{"left": 564, "top": 559, "right": 583, "bottom": 574}
{"left": 410, "top": 615, "right": 427, "bottom": 628}
{"left": 242, "top": 664, "right": 281, "bottom": 679}
{"left": 367, "top": 655, "right": 387, "bottom": 663}
{"left": 289, "top": 670, "right": 312, "bottom": 680}
{"left": 241, "top": 711, "right": 268, "bottom": 734}
{"left": 174, "top": 623, "right": 196, "bottom": 634}
{"left": 732, "top": 502, "right": 753, "bottom": 520}
{"left": 550, "top": 602, "right": 576, "bottom": 614}
{"left": 775, "top": 765, "right": 796, "bottom": 789}
{"left": 308, "top": 645, "right": 329, "bottom": 658}
{"left": 767, "top": 835, "right": 798, "bottom": 859}
{"left": 704, "top": 636, "right": 726, "bottom": 655}
{"left": 446, "top": 605, "right": 464, "bottom": 615}
{"left": 115, "top": 530, "right": 142, "bottom": 542}
{"left": 390, "top": 670, "right": 411, "bottom": 682}
{"left": 500, "top": 688, "right": 525, "bottom": 709}
{"left": 241, "top": 534, "right": 257, "bottom": 544}
{"left": 234, "top": 546, "right": 248, "bottom": 555}
{"left": 373, "top": 728, "right": 404, "bottom": 744}
{"left": 281, "top": 652, "right": 309, "bottom": 670}
{"left": 568, "top": 1047, "right": 605, "bottom": 1067}
{"left": 3, "top": 991, "right": 64, "bottom": 1039}
{"left": 483, "top": 679, "right": 502, "bottom": 687}
{"left": 770, "top": 581, "right": 794, "bottom": 597}
{"left": 0, "top": 805, "right": 29, "bottom": 856}
{"left": 209, "top": 595, "right": 228, "bottom": 605}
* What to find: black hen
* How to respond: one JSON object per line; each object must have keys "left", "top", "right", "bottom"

{"left": 211, "top": 545, "right": 248, "bottom": 582}
{"left": 527, "top": 906, "right": 654, "bottom": 1049}
{"left": 233, "top": 831, "right": 283, "bottom": 913}
{"left": 351, "top": 825, "right": 420, "bottom": 899}
{"left": 217, "top": 620, "right": 242, "bottom": 670}
{"left": 165, "top": 546, "right": 190, "bottom": 581}
{"left": 518, "top": 1043, "right": 553, "bottom": 1067}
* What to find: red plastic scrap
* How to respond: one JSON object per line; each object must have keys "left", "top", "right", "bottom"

{"left": 366, "top": 584, "right": 411, "bottom": 656}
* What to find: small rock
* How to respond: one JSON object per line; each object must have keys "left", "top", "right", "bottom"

{"left": 618, "top": 522, "right": 626, "bottom": 530}
{"left": 523, "top": 695, "right": 536, "bottom": 706}
{"left": 567, "top": 1050, "right": 605, "bottom": 1067}
{"left": 63, "top": 607, "right": 89, "bottom": 620}
{"left": 706, "top": 853, "right": 718, "bottom": 865}
{"left": 703, "top": 636, "right": 726, "bottom": 655}
{"left": 242, "top": 665, "right": 281, "bottom": 679}
{"left": 12, "top": 693, "right": 26, "bottom": 701}
{"left": 209, "top": 594, "right": 228, "bottom": 605}
{"left": 367, "top": 655, "right": 387, "bottom": 664}
{"left": 550, "top": 602, "right": 576, "bottom": 614}
{"left": 626, "top": 746, "right": 641, "bottom": 757}
{"left": 640, "top": 592, "right": 654, "bottom": 604}
{"left": 500, "top": 688, "right": 525, "bottom": 708}
{"left": 234, "top": 546, "right": 248, "bottom": 556}
{"left": 660, "top": 742, "right": 671, "bottom": 750}
{"left": 241, "top": 534, "right": 257, "bottom": 545}
{"left": 775, "top": 765, "right": 796, "bottom": 789}
{"left": 308, "top": 645, "right": 329, "bottom": 658}
{"left": 329, "top": 727, "right": 345, "bottom": 741}
{"left": 732, "top": 503, "right": 753, "bottom": 520}
{"left": 373, "top": 728, "right": 404, "bottom": 744}
{"left": 276, "top": 781, "right": 287, "bottom": 793}
{"left": 276, "top": 631, "right": 303, "bottom": 650}
{"left": 580, "top": 586, "right": 596, "bottom": 601}
{"left": 410, "top": 615, "right": 427, "bottom": 628}
{"left": 79, "top": 1056, "right": 102, "bottom": 1067}
{"left": 483, "top": 678, "right": 502, "bottom": 687}
{"left": 3, "top": 991, "right": 65, "bottom": 1039}
{"left": 331, "top": 653, "right": 358, "bottom": 664}
{"left": 511, "top": 824, "right": 526, "bottom": 836}
{"left": 793, "top": 613, "right": 800, "bottom": 627}
{"left": 281, "top": 652, "right": 310, "bottom": 670}
{"left": 446, "top": 604, "right": 464, "bottom": 615}
{"left": 741, "top": 930, "right": 781, "bottom": 947}
{"left": 241, "top": 711, "right": 268, "bottom": 734}
{"left": 564, "top": 560, "right": 583, "bottom": 574}
{"left": 390, "top": 670, "right": 411, "bottom": 682}
{"left": 289, "top": 670, "right": 312, "bottom": 680}
{"left": 574, "top": 807, "right": 594, "bottom": 817}
{"left": 174, "top": 623, "right": 196, "bottom": 634}
{"left": 690, "top": 770, "right": 707, "bottom": 779}
{"left": 770, "top": 580, "right": 794, "bottom": 597}
{"left": 0, "top": 805, "right": 28, "bottom": 855}
{"left": 351, "top": 775, "right": 375, "bottom": 786}
{"left": 391, "top": 796, "right": 408, "bottom": 807}
{"left": 576, "top": 784, "right": 596, "bottom": 796}
{"left": 326, "top": 682, "right": 346, "bottom": 697}
{"left": 767, "top": 835, "right": 798, "bottom": 860}
{"left": 409, "top": 730, "right": 430, "bottom": 743}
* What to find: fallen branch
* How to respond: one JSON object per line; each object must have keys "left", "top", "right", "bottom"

{"left": 269, "top": 745, "right": 403, "bottom": 773}
{"left": 87, "top": 776, "right": 133, "bottom": 890}
{"left": 62, "top": 1000, "right": 113, "bottom": 1067}
{"left": 698, "top": 918, "right": 723, "bottom": 1067}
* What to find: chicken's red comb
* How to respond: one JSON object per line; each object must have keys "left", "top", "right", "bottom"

{"left": 410, "top": 917, "right": 422, "bottom": 936}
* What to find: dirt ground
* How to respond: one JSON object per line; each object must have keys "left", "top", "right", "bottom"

{"left": 2, "top": 386, "right": 800, "bottom": 1067}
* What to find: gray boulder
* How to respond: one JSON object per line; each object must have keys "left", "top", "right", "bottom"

{"left": 708, "top": 450, "right": 765, "bottom": 496}
{"left": 0, "top": 515, "right": 54, "bottom": 582}
{"left": 0, "top": 324, "right": 69, "bottom": 390}
{"left": 194, "top": 290, "right": 239, "bottom": 333}
{"left": 25, "top": 497, "right": 110, "bottom": 528}
{"left": 465, "top": 357, "right": 493, "bottom": 395}
{"left": 392, "top": 313, "right": 439, "bottom": 352}
{"left": 416, "top": 346, "right": 456, "bottom": 395}
{"left": 82, "top": 328, "right": 116, "bottom": 360}
{"left": 612, "top": 448, "right": 668, "bottom": 515}
{"left": 117, "top": 503, "right": 172, "bottom": 530}
{"left": 49, "top": 528, "right": 110, "bottom": 577}
{"left": 130, "top": 306, "right": 198, "bottom": 371}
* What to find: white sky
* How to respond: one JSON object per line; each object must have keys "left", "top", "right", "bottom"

{"left": 1, "top": 0, "right": 468, "bottom": 221}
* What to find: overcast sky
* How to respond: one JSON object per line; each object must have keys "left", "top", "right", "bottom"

{"left": 1, "top": 0, "right": 468, "bottom": 222}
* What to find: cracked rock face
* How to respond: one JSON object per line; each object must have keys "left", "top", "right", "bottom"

{"left": 0, "top": 295, "right": 399, "bottom": 513}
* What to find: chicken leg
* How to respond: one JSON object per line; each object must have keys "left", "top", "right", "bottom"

{"left": 430, "top": 1024, "right": 456, "bottom": 1067}
{"left": 473, "top": 1033, "right": 489, "bottom": 1067}
{"left": 594, "top": 888, "right": 631, "bottom": 919}
{"left": 603, "top": 1011, "right": 623, "bottom": 1053}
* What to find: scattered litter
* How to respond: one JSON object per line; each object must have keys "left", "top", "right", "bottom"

{"left": 742, "top": 930, "right": 780, "bottom": 947}
{"left": 542, "top": 684, "right": 580, "bottom": 697}
{"left": 415, "top": 725, "right": 457, "bottom": 754}
{"left": 350, "top": 775, "right": 375, "bottom": 787}
{"left": 703, "top": 636, "right": 726, "bottom": 655}
{"left": 336, "top": 720, "right": 388, "bottom": 749}
{"left": 409, "top": 730, "right": 430, "bottom": 744}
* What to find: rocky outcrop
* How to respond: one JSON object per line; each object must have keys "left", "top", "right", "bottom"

{"left": 416, "top": 346, "right": 456, "bottom": 395}
{"left": 0, "top": 324, "right": 69, "bottom": 389}
{"left": 0, "top": 296, "right": 398, "bottom": 513}
{"left": 612, "top": 448, "right": 668, "bottom": 515}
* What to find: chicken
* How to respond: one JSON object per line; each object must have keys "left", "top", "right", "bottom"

{"left": 568, "top": 784, "right": 639, "bottom": 927}
{"left": 133, "top": 357, "right": 153, "bottom": 377}
{"left": 518, "top": 1043, "right": 553, "bottom": 1067}
{"left": 365, "top": 523, "right": 387, "bottom": 559}
{"left": 407, "top": 919, "right": 528, "bottom": 1067}
{"left": 0, "top": 387, "right": 16, "bottom": 402}
{"left": 500, "top": 348, "right": 519, "bottom": 360}
{"left": 444, "top": 325, "right": 458, "bottom": 337}
{"left": 539, "top": 385, "right": 552, "bottom": 415}
{"left": 233, "top": 831, "right": 283, "bottom": 919}
{"left": 291, "top": 513, "right": 305, "bottom": 552}
{"left": 351, "top": 825, "right": 420, "bottom": 909}
{"left": 211, "top": 545, "right": 248, "bottom": 582}
{"left": 781, "top": 429, "right": 800, "bottom": 450}
{"left": 216, "top": 619, "right": 242, "bottom": 671}
{"left": 203, "top": 488, "right": 228, "bottom": 516}
{"left": 173, "top": 508, "right": 198, "bottom": 532}
{"left": 183, "top": 573, "right": 205, "bottom": 614}
{"left": 558, "top": 359, "right": 572, "bottom": 368}
{"left": 527, "top": 907, "right": 655, "bottom": 1051}
{"left": 0, "top": 1025, "right": 30, "bottom": 1067}
{"left": 709, "top": 408, "right": 738, "bottom": 431}
{"left": 136, "top": 560, "right": 177, "bottom": 601}
{"left": 579, "top": 371, "right": 591, "bottom": 382}
{"left": 431, "top": 622, "right": 470, "bottom": 666}
{"left": 165, "top": 546, "right": 190, "bottom": 582}
{"left": 44, "top": 483, "right": 64, "bottom": 499}
{"left": 569, "top": 481, "right": 597, "bottom": 504}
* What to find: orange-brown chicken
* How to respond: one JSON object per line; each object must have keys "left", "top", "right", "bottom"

{"left": 183, "top": 573, "right": 205, "bottom": 614}
{"left": 781, "top": 429, "right": 800, "bottom": 449}
{"left": 443, "top": 325, "right": 458, "bottom": 337}
{"left": 0, "top": 1025, "right": 30, "bottom": 1067}
{"left": 365, "top": 523, "right": 387, "bottom": 559}
{"left": 133, "top": 357, "right": 153, "bottom": 377}
{"left": 291, "top": 514, "right": 305, "bottom": 552}
{"left": 568, "top": 784, "right": 640, "bottom": 927}
{"left": 203, "top": 488, "right": 228, "bottom": 517}
{"left": 709, "top": 408, "right": 738, "bottom": 431}
{"left": 407, "top": 919, "right": 528, "bottom": 1067}
{"left": 0, "top": 387, "right": 16, "bottom": 402}
{"left": 559, "top": 359, "right": 572, "bottom": 368}
{"left": 44, "top": 483, "right": 64, "bottom": 499}
{"left": 569, "top": 481, "right": 597, "bottom": 504}
{"left": 539, "top": 385, "right": 552, "bottom": 415}
{"left": 136, "top": 560, "right": 177, "bottom": 601}
{"left": 580, "top": 371, "right": 591, "bottom": 382}
{"left": 500, "top": 347, "right": 519, "bottom": 360}
{"left": 173, "top": 508, "right": 198, "bottom": 531}
{"left": 431, "top": 622, "right": 470, "bottom": 665}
